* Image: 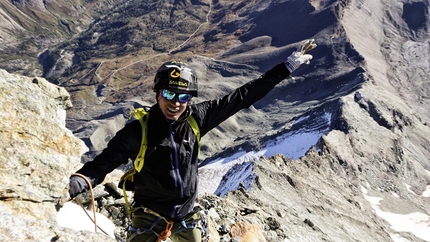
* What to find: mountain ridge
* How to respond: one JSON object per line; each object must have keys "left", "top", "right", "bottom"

{"left": 0, "top": 0, "right": 430, "bottom": 241}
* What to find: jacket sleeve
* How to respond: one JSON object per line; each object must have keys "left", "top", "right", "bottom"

{"left": 74, "top": 120, "right": 142, "bottom": 187}
{"left": 192, "top": 63, "right": 290, "bottom": 136}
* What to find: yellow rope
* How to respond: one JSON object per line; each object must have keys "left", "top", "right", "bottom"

{"left": 120, "top": 169, "right": 136, "bottom": 220}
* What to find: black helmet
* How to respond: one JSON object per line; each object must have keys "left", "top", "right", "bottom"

{"left": 153, "top": 61, "right": 198, "bottom": 97}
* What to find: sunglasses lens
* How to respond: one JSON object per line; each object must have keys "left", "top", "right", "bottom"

{"left": 161, "top": 89, "right": 191, "bottom": 103}
{"left": 162, "top": 89, "right": 176, "bottom": 100}
{"left": 178, "top": 93, "right": 192, "bottom": 103}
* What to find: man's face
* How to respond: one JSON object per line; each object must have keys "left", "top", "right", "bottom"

{"left": 157, "top": 89, "right": 191, "bottom": 121}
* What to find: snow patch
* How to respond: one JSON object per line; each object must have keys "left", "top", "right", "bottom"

{"left": 361, "top": 186, "right": 430, "bottom": 241}
{"left": 405, "top": 183, "right": 417, "bottom": 195}
{"left": 199, "top": 112, "right": 331, "bottom": 194}
{"left": 422, "top": 185, "right": 430, "bottom": 198}
{"left": 57, "top": 202, "right": 116, "bottom": 239}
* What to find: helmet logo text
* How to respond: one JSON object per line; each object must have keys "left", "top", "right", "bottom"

{"left": 169, "top": 80, "right": 189, "bottom": 87}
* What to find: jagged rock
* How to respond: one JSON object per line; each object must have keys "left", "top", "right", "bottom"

{"left": 0, "top": 69, "right": 116, "bottom": 242}
{"left": 230, "top": 221, "right": 266, "bottom": 241}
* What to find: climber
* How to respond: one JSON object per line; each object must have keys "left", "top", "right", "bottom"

{"left": 68, "top": 39, "right": 317, "bottom": 242}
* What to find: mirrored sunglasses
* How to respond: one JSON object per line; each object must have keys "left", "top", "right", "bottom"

{"left": 161, "top": 89, "right": 192, "bottom": 103}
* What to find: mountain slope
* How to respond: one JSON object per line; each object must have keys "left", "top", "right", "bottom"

{"left": 0, "top": 0, "right": 122, "bottom": 76}
{"left": 0, "top": 0, "right": 430, "bottom": 241}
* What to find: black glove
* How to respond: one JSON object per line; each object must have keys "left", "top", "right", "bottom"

{"left": 68, "top": 175, "right": 88, "bottom": 199}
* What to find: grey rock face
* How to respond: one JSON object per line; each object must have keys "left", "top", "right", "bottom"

{"left": 0, "top": 69, "right": 116, "bottom": 241}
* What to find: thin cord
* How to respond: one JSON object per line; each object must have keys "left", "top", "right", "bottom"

{"left": 70, "top": 173, "right": 110, "bottom": 237}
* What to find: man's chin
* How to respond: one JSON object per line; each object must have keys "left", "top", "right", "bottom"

{"left": 161, "top": 108, "right": 183, "bottom": 121}
{"left": 165, "top": 113, "right": 180, "bottom": 121}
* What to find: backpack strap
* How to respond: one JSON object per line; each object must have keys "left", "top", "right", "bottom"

{"left": 135, "top": 113, "right": 148, "bottom": 173}
{"left": 121, "top": 107, "right": 149, "bottom": 218}
{"left": 129, "top": 108, "right": 201, "bottom": 172}
{"left": 129, "top": 108, "right": 149, "bottom": 173}
{"left": 187, "top": 115, "right": 201, "bottom": 157}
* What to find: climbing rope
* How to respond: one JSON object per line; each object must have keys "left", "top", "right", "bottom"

{"left": 142, "top": 207, "right": 174, "bottom": 242}
{"left": 70, "top": 173, "right": 110, "bottom": 237}
{"left": 158, "top": 221, "right": 174, "bottom": 242}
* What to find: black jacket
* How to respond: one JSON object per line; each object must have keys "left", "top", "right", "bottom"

{"left": 75, "top": 63, "right": 290, "bottom": 220}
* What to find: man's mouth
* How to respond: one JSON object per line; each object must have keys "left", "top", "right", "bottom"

{"left": 168, "top": 108, "right": 179, "bottom": 113}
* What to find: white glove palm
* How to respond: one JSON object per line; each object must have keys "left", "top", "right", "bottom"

{"left": 285, "top": 39, "right": 317, "bottom": 73}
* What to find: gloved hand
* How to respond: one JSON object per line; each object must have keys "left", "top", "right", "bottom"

{"left": 68, "top": 175, "right": 88, "bottom": 199}
{"left": 285, "top": 39, "right": 317, "bottom": 73}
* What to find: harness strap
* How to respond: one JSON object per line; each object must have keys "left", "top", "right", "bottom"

{"left": 142, "top": 206, "right": 171, "bottom": 223}
{"left": 127, "top": 206, "right": 204, "bottom": 241}
{"left": 127, "top": 206, "right": 175, "bottom": 241}
{"left": 127, "top": 219, "right": 199, "bottom": 242}
{"left": 126, "top": 216, "right": 162, "bottom": 242}
{"left": 126, "top": 216, "right": 174, "bottom": 242}
{"left": 175, "top": 220, "right": 199, "bottom": 234}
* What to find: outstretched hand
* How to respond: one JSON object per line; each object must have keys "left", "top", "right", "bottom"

{"left": 285, "top": 39, "right": 317, "bottom": 73}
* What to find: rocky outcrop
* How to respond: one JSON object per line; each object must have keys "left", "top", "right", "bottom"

{"left": 0, "top": 69, "right": 115, "bottom": 241}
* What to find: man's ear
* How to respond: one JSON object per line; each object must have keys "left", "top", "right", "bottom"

{"left": 155, "top": 91, "right": 161, "bottom": 102}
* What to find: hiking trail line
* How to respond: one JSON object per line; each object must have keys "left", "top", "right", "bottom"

{"left": 92, "top": 0, "right": 213, "bottom": 82}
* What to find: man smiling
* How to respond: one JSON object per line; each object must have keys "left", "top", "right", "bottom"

{"left": 69, "top": 40, "right": 317, "bottom": 242}
{"left": 158, "top": 88, "right": 191, "bottom": 120}
{"left": 156, "top": 62, "right": 196, "bottom": 121}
